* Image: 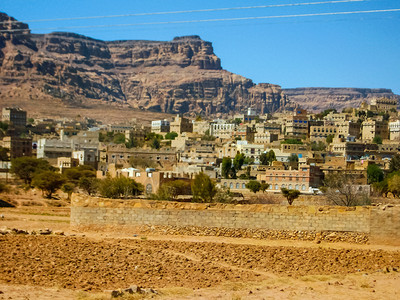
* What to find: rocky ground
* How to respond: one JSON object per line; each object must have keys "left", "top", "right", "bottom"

{"left": 1, "top": 193, "right": 400, "bottom": 299}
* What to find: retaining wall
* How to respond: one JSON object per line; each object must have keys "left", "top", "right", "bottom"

{"left": 70, "top": 194, "right": 400, "bottom": 241}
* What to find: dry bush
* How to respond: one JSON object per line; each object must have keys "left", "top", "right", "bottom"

{"left": 20, "top": 200, "right": 44, "bottom": 206}
{"left": 245, "top": 193, "right": 283, "bottom": 204}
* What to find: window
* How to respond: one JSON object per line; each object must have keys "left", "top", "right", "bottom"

{"left": 230, "top": 183, "right": 233, "bottom": 189}
{"left": 242, "top": 183, "right": 246, "bottom": 189}
{"left": 146, "top": 184, "right": 152, "bottom": 194}
{"left": 302, "top": 185, "right": 306, "bottom": 191}
{"left": 288, "top": 184, "right": 292, "bottom": 189}
{"left": 275, "top": 184, "right": 278, "bottom": 190}
{"left": 236, "top": 183, "right": 240, "bottom": 189}
{"left": 147, "top": 172, "right": 152, "bottom": 178}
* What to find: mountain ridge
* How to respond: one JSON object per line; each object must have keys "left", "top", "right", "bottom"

{"left": 0, "top": 12, "right": 289, "bottom": 117}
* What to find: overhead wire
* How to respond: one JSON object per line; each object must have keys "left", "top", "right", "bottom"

{"left": 0, "top": 0, "right": 371, "bottom": 25}
{"left": 1, "top": 7, "right": 399, "bottom": 33}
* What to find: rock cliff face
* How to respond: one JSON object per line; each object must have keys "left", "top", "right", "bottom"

{"left": 0, "top": 13, "right": 288, "bottom": 116}
{"left": 283, "top": 88, "right": 400, "bottom": 112}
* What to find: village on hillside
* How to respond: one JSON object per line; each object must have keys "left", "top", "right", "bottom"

{"left": 1, "top": 97, "right": 400, "bottom": 205}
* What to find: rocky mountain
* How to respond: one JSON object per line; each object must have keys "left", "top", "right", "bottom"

{"left": 283, "top": 87, "right": 400, "bottom": 112}
{"left": 0, "top": 12, "right": 289, "bottom": 117}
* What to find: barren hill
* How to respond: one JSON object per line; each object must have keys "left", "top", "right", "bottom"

{"left": 283, "top": 87, "right": 400, "bottom": 112}
{"left": 0, "top": 12, "right": 289, "bottom": 119}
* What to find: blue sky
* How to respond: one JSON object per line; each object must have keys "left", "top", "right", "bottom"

{"left": 2, "top": 0, "right": 400, "bottom": 94}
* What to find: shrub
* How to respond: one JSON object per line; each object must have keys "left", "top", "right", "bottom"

{"left": 99, "top": 176, "right": 143, "bottom": 199}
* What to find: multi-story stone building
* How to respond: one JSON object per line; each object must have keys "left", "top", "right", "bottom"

{"left": 0, "top": 136, "right": 32, "bottom": 159}
{"left": 284, "top": 109, "right": 309, "bottom": 138}
{"left": 336, "top": 120, "right": 361, "bottom": 139}
{"left": 310, "top": 124, "right": 337, "bottom": 142}
{"left": 257, "top": 162, "right": 323, "bottom": 193}
{"left": 151, "top": 120, "right": 170, "bottom": 134}
{"left": 389, "top": 120, "right": 400, "bottom": 141}
{"left": 371, "top": 97, "right": 398, "bottom": 112}
{"left": 210, "top": 121, "right": 236, "bottom": 139}
{"left": 1, "top": 107, "right": 27, "bottom": 128}
{"left": 362, "top": 120, "right": 389, "bottom": 141}
{"left": 170, "top": 115, "right": 193, "bottom": 134}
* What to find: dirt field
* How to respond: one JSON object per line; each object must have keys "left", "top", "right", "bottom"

{"left": 1, "top": 198, "right": 400, "bottom": 299}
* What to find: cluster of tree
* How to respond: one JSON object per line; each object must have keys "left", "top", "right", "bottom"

{"left": 370, "top": 154, "right": 400, "bottom": 197}
{"left": 245, "top": 180, "right": 269, "bottom": 193}
{"left": 145, "top": 132, "right": 163, "bottom": 149}
{"left": 259, "top": 150, "right": 276, "bottom": 166}
{"left": 201, "top": 129, "right": 216, "bottom": 141}
{"left": 221, "top": 153, "right": 246, "bottom": 179}
{"left": 10, "top": 157, "right": 143, "bottom": 199}
{"left": 151, "top": 172, "right": 233, "bottom": 203}
{"left": 311, "top": 141, "right": 326, "bottom": 151}
{"left": 0, "top": 146, "right": 9, "bottom": 161}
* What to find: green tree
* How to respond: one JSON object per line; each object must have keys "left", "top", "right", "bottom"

{"left": 149, "top": 137, "right": 161, "bottom": 149}
{"left": 165, "top": 131, "right": 178, "bottom": 140}
{"left": 233, "top": 152, "right": 245, "bottom": 171}
{"left": 113, "top": 133, "right": 126, "bottom": 144}
{"left": 281, "top": 188, "right": 300, "bottom": 205}
{"left": 260, "top": 183, "right": 270, "bottom": 193}
{"left": 99, "top": 176, "right": 143, "bottom": 199}
{"left": 221, "top": 157, "right": 232, "bottom": 179}
{"left": 32, "top": 171, "right": 66, "bottom": 198}
{"left": 311, "top": 141, "right": 326, "bottom": 151}
{"left": 388, "top": 174, "right": 400, "bottom": 197}
{"left": 191, "top": 172, "right": 216, "bottom": 202}
{"left": 201, "top": 130, "right": 216, "bottom": 141}
{"left": 156, "top": 180, "right": 192, "bottom": 201}
{"left": 326, "top": 134, "right": 334, "bottom": 144}
{"left": 10, "top": 157, "right": 53, "bottom": 185}
{"left": 246, "top": 180, "right": 261, "bottom": 193}
{"left": 0, "top": 121, "right": 8, "bottom": 132}
{"left": 243, "top": 156, "right": 255, "bottom": 165}
{"left": 125, "top": 138, "right": 139, "bottom": 148}
{"left": 64, "top": 165, "right": 96, "bottom": 184}
{"left": 0, "top": 146, "right": 9, "bottom": 161}
{"left": 288, "top": 154, "right": 299, "bottom": 163}
{"left": 367, "top": 164, "right": 384, "bottom": 184}
{"left": 61, "top": 182, "right": 75, "bottom": 200}
{"left": 260, "top": 150, "right": 276, "bottom": 165}
{"left": 372, "top": 135, "right": 383, "bottom": 144}
{"left": 78, "top": 177, "right": 99, "bottom": 196}
{"left": 389, "top": 154, "right": 400, "bottom": 173}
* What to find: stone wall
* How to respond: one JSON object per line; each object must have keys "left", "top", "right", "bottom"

{"left": 70, "top": 194, "right": 400, "bottom": 242}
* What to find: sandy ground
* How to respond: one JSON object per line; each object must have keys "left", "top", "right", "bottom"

{"left": 1, "top": 193, "right": 400, "bottom": 300}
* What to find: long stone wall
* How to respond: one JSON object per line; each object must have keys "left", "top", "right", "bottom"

{"left": 70, "top": 194, "right": 400, "bottom": 242}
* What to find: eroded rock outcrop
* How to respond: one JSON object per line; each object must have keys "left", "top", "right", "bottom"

{"left": 0, "top": 12, "right": 288, "bottom": 116}
{"left": 284, "top": 87, "right": 399, "bottom": 112}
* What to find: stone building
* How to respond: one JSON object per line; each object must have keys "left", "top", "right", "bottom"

{"left": 1, "top": 107, "right": 27, "bottom": 128}
{"left": 362, "top": 120, "right": 389, "bottom": 141}
{"left": 257, "top": 162, "right": 323, "bottom": 193}
{"left": 170, "top": 115, "right": 193, "bottom": 134}
{"left": 0, "top": 136, "right": 32, "bottom": 159}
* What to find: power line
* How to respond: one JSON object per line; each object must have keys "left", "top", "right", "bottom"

{"left": 1, "top": 8, "right": 398, "bottom": 33}
{"left": 0, "top": 0, "right": 369, "bottom": 25}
